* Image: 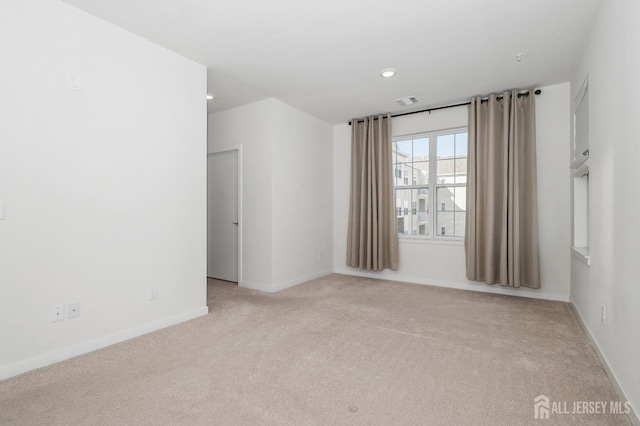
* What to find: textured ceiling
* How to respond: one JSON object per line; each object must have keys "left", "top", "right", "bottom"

{"left": 62, "top": 0, "right": 602, "bottom": 124}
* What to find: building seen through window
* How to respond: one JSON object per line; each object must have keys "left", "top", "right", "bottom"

{"left": 393, "top": 129, "right": 468, "bottom": 239}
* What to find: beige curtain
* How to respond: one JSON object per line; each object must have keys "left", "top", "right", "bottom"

{"left": 347, "top": 114, "right": 399, "bottom": 271}
{"left": 465, "top": 91, "right": 540, "bottom": 288}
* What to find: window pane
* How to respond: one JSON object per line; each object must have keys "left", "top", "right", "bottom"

{"left": 412, "top": 162, "right": 429, "bottom": 185}
{"left": 437, "top": 134, "right": 455, "bottom": 158}
{"left": 417, "top": 187, "right": 429, "bottom": 236}
{"left": 412, "top": 137, "right": 429, "bottom": 161}
{"left": 454, "top": 212, "right": 466, "bottom": 237}
{"left": 436, "top": 157, "right": 455, "bottom": 184}
{"left": 436, "top": 211, "right": 466, "bottom": 237}
{"left": 437, "top": 134, "right": 455, "bottom": 184}
{"left": 437, "top": 187, "right": 454, "bottom": 211}
{"left": 393, "top": 163, "right": 413, "bottom": 186}
{"left": 395, "top": 140, "right": 412, "bottom": 163}
{"left": 395, "top": 164, "right": 413, "bottom": 187}
{"left": 395, "top": 163, "right": 429, "bottom": 187}
{"left": 437, "top": 132, "right": 468, "bottom": 185}
{"left": 396, "top": 188, "right": 428, "bottom": 235}
{"left": 455, "top": 132, "right": 468, "bottom": 155}
{"left": 453, "top": 186, "right": 466, "bottom": 212}
{"left": 455, "top": 132, "right": 468, "bottom": 184}
{"left": 392, "top": 141, "right": 397, "bottom": 164}
{"left": 437, "top": 186, "right": 466, "bottom": 237}
{"left": 437, "top": 212, "right": 454, "bottom": 236}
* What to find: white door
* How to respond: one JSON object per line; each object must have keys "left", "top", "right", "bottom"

{"left": 207, "top": 150, "right": 238, "bottom": 282}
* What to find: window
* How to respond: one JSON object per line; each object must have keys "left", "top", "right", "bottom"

{"left": 392, "top": 129, "right": 468, "bottom": 239}
{"left": 571, "top": 77, "right": 590, "bottom": 265}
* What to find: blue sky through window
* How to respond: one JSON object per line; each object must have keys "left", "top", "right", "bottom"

{"left": 396, "top": 138, "right": 428, "bottom": 159}
{"left": 437, "top": 133, "right": 468, "bottom": 157}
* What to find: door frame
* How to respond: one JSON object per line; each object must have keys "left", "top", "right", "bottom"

{"left": 207, "top": 146, "right": 242, "bottom": 284}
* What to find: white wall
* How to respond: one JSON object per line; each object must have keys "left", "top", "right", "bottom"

{"left": 270, "top": 101, "right": 333, "bottom": 290}
{"left": 0, "top": 0, "right": 208, "bottom": 379}
{"left": 536, "top": 83, "right": 573, "bottom": 300}
{"left": 333, "top": 83, "right": 571, "bottom": 302}
{"left": 208, "top": 98, "right": 333, "bottom": 292}
{"left": 208, "top": 100, "right": 275, "bottom": 288}
{"left": 570, "top": 0, "right": 640, "bottom": 414}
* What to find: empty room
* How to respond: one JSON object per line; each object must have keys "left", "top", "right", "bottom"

{"left": 1, "top": 0, "right": 639, "bottom": 424}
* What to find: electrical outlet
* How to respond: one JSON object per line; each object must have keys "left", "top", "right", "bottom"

{"left": 67, "top": 303, "right": 80, "bottom": 319}
{"left": 148, "top": 286, "right": 157, "bottom": 301}
{"left": 52, "top": 304, "right": 64, "bottom": 322}
{"left": 601, "top": 306, "right": 606, "bottom": 324}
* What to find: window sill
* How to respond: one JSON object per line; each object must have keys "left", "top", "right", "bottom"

{"left": 571, "top": 246, "right": 591, "bottom": 266}
{"left": 572, "top": 158, "right": 589, "bottom": 178}
{"left": 399, "top": 236, "right": 464, "bottom": 246}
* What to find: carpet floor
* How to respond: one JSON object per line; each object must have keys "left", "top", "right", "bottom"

{"left": 0, "top": 274, "right": 631, "bottom": 425}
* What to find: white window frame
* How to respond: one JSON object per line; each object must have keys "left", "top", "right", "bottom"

{"left": 571, "top": 76, "right": 590, "bottom": 265}
{"left": 393, "top": 127, "right": 468, "bottom": 242}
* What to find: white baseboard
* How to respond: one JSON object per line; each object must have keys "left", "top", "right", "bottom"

{"left": 0, "top": 306, "right": 209, "bottom": 381}
{"left": 270, "top": 270, "right": 332, "bottom": 292}
{"left": 333, "top": 267, "right": 569, "bottom": 302}
{"left": 240, "top": 270, "right": 332, "bottom": 293}
{"left": 239, "top": 280, "right": 271, "bottom": 292}
{"left": 569, "top": 300, "right": 639, "bottom": 426}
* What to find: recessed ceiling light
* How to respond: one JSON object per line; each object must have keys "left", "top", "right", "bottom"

{"left": 380, "top": 68, "right": 397, "bottom": 78}
{"left": 206, "top": 93, "right": 216, "bottom": 100}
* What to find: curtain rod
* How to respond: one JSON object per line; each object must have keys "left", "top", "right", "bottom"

{"left": 348, "top": 89, "right": 542, "bottom": 125}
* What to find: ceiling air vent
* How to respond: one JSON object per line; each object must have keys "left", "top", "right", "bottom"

{"left": 395, "top": 96, "right": 418, "bottom": 107}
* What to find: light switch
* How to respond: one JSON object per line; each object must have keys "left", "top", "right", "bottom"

{"left": 67, "top": 303, "right": 80, "bottom": 319}
{"left": 69, "top": 73, "right": 82, "bottom": 91}
{"left": 0, "top": 201, "right": 5, "bottom": 220}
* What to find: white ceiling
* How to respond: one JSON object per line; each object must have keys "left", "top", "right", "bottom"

{"left": 62, "top": 0, "right": 601, "bottom": 124}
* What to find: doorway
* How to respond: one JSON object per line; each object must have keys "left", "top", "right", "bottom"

{"left": 207, "top": 149, "right": 240, "bottom": 283}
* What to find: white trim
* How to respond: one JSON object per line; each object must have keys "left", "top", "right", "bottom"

{"left": 239, "top": 280, "right": 271, "bottom": 292}
{"left": 271, "top": 270, "right": 332, "bottom": 292}
{"left": 240, "top": 270, "right": 332, "bottom": 293}
{"left": 570, "top": 246, "right": 591, "bottom": 266}
{"left": 572, "top": 158, "right": 590, "bottom": 178}
{"left": 393, "top": 126, "right": 467, "bottom": 140}
{"left": 237, "top": 145, "right": 243, "bottom": 284}
{"left": 570, "top": 155, "right": 589, "bottom": 171}
{"left": 574, "top": 75, "right": 589, "bottom": 113}
{"left": 572, "top": 75, "right": 589, "bottom": 166}
{"left": 569, "top": 301, "right": 640, "bottom": 426}
{"left": 333, "top": 268, "right": 569, "bottom": 302}
{"left": 0, "top": 306, "right": 209, "bottom": 381}
{"left": 399, "top": 236, "right": 464, "bottom": 246}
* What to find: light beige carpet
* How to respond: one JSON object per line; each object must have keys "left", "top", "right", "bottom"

{"left": 0, "top": 274, "right": 631, "bottom": 425}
